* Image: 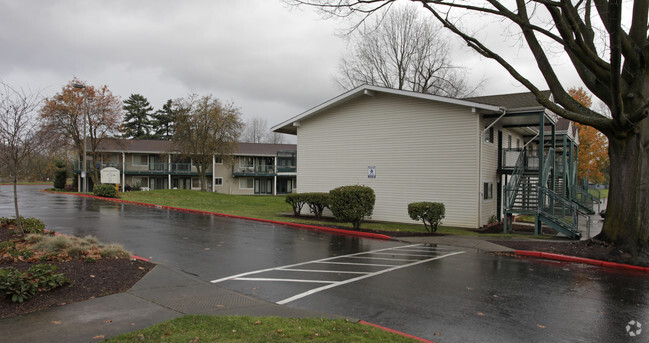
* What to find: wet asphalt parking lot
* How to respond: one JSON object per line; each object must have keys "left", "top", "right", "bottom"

{"left": 1, "top": 185, "right": 648, "bottom": 342}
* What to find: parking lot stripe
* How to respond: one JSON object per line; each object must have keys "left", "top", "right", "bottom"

{"left": 276, "top": 251, "right": 465, "bottom": 305}
{"left": 313, "top": 261, "right": 398, "bottom": 267}
{"left": 343, "top": 256, "right": 421, "bottom": 262}
{"left": 234, "top": 277, "right": 336, "bottom": 284}
{"left": 279, "top": 268, "right": 372, "bottom": 274}
{"left": 211, "top": 243, "right": 424, "bottom": 284}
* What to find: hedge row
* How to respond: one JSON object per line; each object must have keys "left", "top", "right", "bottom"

{"left": 286, "top": 187, "right": 445, "bottom": 233}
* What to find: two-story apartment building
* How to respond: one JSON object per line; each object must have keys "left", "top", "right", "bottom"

{"left": 77, "top": 139, "right": 296, "bottom": 195}
{"left": 272, "top": 85, "right": 596, "bottom": 238}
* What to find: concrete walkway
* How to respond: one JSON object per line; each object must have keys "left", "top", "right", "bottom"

{"left": 0, "top": 264, "right": 344, "bottom": 343}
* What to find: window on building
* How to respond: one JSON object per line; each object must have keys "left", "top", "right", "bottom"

{"left": 517, "top": 138, "right": 521, "bottom": 149}
{"left": 240, "top": 178, "right": 254, "bottom": 189}
{"left": 214, "top": 177, "right": 223, "bottom": 186}
{"left": 508, "top": 135, "right": 512, "bottom": 149}
{"left": 483, "top": 182, "right": 493, "bottom": 200}
{"left": 484, "top": 126, "right": 494, "bottom": 143}
{"left": 214, "top": 157, "right": 223, "bottom": 164}
{"left": 191, "top": 178, "right": 200, "bottom": 189}
{"left": 133, "top": 154, "right": 148, "bottom": 166}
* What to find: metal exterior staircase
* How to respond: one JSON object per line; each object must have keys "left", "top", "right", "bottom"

{"left": 503, "top": 147, "right": 586, "bottom": 239}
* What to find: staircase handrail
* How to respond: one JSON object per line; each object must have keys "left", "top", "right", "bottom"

{"left": 538, "top": 186, "right": 583, "bottom": 236}
{"left": 571, "top": 185, "right": 601, "bottom": 213}
{"left": 504, "top": 148, "right": 527, "bottom": 209}
{"left": 541, "top": 148, "right": 555, "bottom": 187}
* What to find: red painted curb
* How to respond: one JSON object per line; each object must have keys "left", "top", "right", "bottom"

{"left": 514, "top": 250, "right": 649, "bottom": 272}
{"left": 359, "top": 320, "right": 435, "bottom": 343}
{"left": 44, "top": 190, "right": 392, "bottom": 240}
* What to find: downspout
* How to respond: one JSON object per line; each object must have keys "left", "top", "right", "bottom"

{"left": 478, "top": 107, "right": 507, "bottom": 227}
{"left": 121, "top": 152, "right": 125, "bottom": 192}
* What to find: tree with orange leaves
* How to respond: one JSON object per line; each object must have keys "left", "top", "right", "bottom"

{"left": 40, "top": 78, "right": 123, "bottom": 188}
{"left": 568, "top": 87, "right": 609, "bottom": 184}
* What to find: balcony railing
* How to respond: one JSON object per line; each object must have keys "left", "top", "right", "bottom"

{"left": 501, "top": 148, "right": 539, "bottom": 170}
{"left": 233, "top": 165, "right": 275, "bottom": 175}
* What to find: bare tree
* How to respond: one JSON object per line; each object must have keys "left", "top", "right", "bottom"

{"left": 40, "top": 79, "right": 123, "bottom": 188}
{"left": 0, "top": 83, "right": 43, "bottom": 234}
{"left": 289, "top": 0, "right": 649, "bottom": 264}
{"left": 336, "top": 6, "right": 477, "bottom": 97}
{"left": 174, "top": 94, "right": 243, "bottom": 191}
{"left": 242, "top": 117, "right": 286, "bottom": 144}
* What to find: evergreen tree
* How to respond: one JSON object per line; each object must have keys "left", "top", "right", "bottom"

{"left": 150, "top": 99, "right": 177, "bottom": 140}
{"left": 122, "top": 94, "right": 153, "bottom": 139}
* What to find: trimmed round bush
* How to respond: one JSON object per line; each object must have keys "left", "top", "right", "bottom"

{"left": 285, "top": 193, "right": 307, "bottom": 216}
{"left": 329, "top": 185, "right": 375, "bottom": 229}
{"left": 301, "top": 192, "right": 330, "bottom": 219}
{"left": 408, "top": 202, "right": 445, "bottom": 233}
{"left": 93, "top": 184, "right": 117, "bottom": 198}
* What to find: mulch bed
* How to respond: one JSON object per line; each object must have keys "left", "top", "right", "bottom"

{"left": 0, "top": 227, "right": 154, "bottom": 319}
{"left": 489, "top": 239, "right": 634, "bottom": 265}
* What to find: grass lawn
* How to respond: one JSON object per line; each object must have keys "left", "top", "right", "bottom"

{"left": 107, "top": 315, "right": 419, "bottom": 342}
{"left": 118, "top": 189, "right": 535, "bottom": 238}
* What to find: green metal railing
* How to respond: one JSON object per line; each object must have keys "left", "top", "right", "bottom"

{"left": 504, "top": 148, "right": 527, "bottom": 210}
{"left": 538, "top": 187, "right": 587, "bottom": 238}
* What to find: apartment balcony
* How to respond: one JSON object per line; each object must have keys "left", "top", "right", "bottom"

{"left": 232, "top": 165, "right": 276, "bottom": 177}
{"left": 276, "top": 165, "right": 297, "bottom": 174}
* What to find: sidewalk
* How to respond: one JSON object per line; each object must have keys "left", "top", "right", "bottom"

{"left": 0, "top": 264, "right": 346, "bottom": 343}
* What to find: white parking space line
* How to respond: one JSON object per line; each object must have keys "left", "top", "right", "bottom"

{"left": 234, "top": 277, "right": 336, "bottom": 284}
{"left": 276, "top": 251, "right": 465, "bottom": 305}
{"left": 211, "top": 244, "right": 466, "bottom": 305}
{"left": 313, "top": 261, "right": 398, "bottom": 267}
{"left": 211, "top": 243, "right": 423, "bottom": 284}
{"left": 343, "top": 256, "right": 421, "bottom": 262}
{"left": 279, "top": 268, "right": 372, "bottom": 275}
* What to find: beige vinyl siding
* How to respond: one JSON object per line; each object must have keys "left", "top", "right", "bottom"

{"left": 480, "top": 117, "right": 498, "bottom": 226}
{"left": 297, "top": 92, "right": 480, "bottom": 228}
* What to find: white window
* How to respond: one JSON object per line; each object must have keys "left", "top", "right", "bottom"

{"left": 191, "top": 177, "right": 200, "bottom": 189}
{"left": 214, "top": 177, "right": 223, "bottom": 186}
{"left": 214, "top": 156, "right": 223, "bottom": 165}
{"left": 133, "top": 154, "right": 148, "bottom": 166}
{"left": 239, "top": 178, "right": 253, "bottom": 189}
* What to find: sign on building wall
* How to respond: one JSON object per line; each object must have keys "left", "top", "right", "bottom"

{"left": 100, "top": 167, "right": 120, "bottom": 184}
{"left": 368, "top": 166, "right": 376, "bottom": 179}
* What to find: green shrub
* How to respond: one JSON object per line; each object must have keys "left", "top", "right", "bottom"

{"left": 285, "top": 193, "right": 307, "bottom": 216}
{"left": 302, "top": 192, "right": 330, "bottom": 219}
{"left": 0, "top": 216, "right": 45, "bottom": 234}
{"left": 0, "top": 264, "right": 68, "bottom": 303}
{"left": 407, "top": 202, "right": 445, "bottom": 233}
{"left": 93, "top": 184, "right": 117, "bottom": 198}
{"left": 53, "top": 159, "right": 68, "bottom": 190}
{"left": 329, "top": 185, "right": 375, "bottom": 230}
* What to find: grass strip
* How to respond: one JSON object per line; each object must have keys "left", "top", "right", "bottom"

{"left": 118, "top": 189, "right": 536, "bottom": 237}
{"left": 107, "top": 315, "right": 421, "bottom": 342}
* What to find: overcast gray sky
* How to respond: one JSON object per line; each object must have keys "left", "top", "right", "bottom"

{"left": 1, "top": 0, "right": 584, "bottom": 139}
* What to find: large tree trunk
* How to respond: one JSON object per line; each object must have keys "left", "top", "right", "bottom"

{"left": 596, "top": 122, "right": 649, "bottom": 266}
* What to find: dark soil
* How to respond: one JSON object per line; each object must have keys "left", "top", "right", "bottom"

{"left": 0, "top": 227, "right": 154, "bottom": 318}
{"left": 490, "top": 239, "right": 636, "bottom": 265}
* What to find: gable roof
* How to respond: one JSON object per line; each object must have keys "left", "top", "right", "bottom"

{"left": 465, "top": 90, "right": 552, "bottom": 112}
{"left": 271, "top": 85, "right": 503, "bottom": 135}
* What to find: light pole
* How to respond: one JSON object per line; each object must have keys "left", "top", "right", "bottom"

{"left": 72, "top": 83, "right": 87, "bottom": 193}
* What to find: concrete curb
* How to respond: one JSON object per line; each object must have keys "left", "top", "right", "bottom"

{"left": 515, "top": 250, "right": 649, "bottom": 272}
{"left": 43, "top": 190, "right": 392, "bottom": 241}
